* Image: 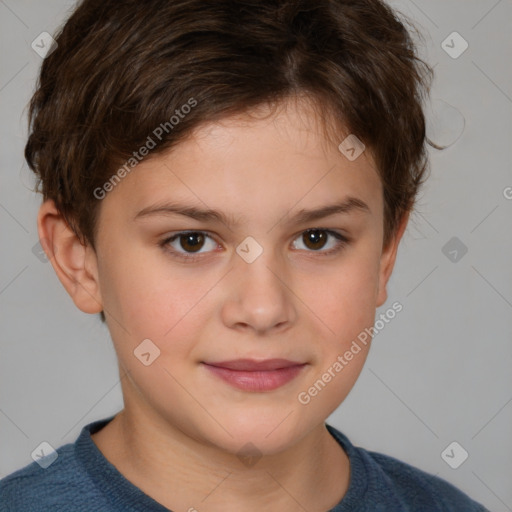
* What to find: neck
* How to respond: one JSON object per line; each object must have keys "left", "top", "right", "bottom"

{"left": 92, "top": 406, "right": 350, "bottom": 512}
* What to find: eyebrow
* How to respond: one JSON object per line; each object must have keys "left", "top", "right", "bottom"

{"left": 133, "top": 196, "right": 371, "bottom": 226}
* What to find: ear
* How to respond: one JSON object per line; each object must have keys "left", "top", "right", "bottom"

{"left": 376, "top": 211, "right": 410, "bottom": 308}
{"left": 37, "top": 199, "right": 103, "bottom": 314}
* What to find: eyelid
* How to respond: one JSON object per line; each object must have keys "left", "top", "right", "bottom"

{"left": 160, "top": 231, "right": 220, "bottom": 259}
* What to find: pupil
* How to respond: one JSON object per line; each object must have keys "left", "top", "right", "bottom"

{"left": 305, "top": 230, "right": 326, "bottom": 250}
{"left": 181, "top": 233, "right": 204, "bottom": 252}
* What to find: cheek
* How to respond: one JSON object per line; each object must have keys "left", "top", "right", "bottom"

{"left": 97, "top": 247, "right": 225, "bottom": 370}
{"left": 315, "top": 246, "right": 381, "bottom": 347}
{"left": 97, "top": 245, "right": 191, "bottom": 332}
{"left": 298, "top": 258, "right": 379, "bottom": 416}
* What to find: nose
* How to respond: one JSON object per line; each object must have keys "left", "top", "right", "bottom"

{"left": 220, "top": 247, "right": 297, "bottom": 335}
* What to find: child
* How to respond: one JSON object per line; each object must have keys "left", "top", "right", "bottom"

{"left": 0, "top": 0, "right": 490, "bottom": 510}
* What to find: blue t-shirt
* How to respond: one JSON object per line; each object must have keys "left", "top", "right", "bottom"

{"left": 0, "top": 415, "right": 489, "bottom": 511}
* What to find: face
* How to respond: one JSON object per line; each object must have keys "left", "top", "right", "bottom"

{"left": 89, "top": 98, "right": 401, "bottom": 455}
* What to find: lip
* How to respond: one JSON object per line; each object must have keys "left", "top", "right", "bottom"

{"left": 202, "top": 359, "right": 307, "bottom": 392}
{"left": 204, "top": 358, "right": 304, "bottom": 371}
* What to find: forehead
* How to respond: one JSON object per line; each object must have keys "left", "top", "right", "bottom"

{"left": 102, "top": 98, "right": 383, "bottom": 226}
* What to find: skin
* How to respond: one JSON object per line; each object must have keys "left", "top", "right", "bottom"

{"left": 38, "top": 96, "right": 409, "bottom": 512}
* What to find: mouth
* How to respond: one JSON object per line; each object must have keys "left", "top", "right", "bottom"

{"left": 201, "top": 359, "right": 308, "bottom": 392}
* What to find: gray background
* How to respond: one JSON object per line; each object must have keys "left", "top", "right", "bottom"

{"left": 1, "top": 1, "right": 511, "bottom": 510}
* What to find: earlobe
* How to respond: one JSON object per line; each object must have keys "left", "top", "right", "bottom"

{"left": 376, "top": 211, "right": 410, "bottom": 308}
{"left": 37, "top": 199, "right": 103, "bottom": 314}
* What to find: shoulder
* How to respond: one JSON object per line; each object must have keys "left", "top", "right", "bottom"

{"left": 0, "top": 442, "right": 96, "bottom": 511}
{"left": 366, "top": 449, "right": 488, "bottom": 511}
{"left": 326, "top": 424, "right": 489, "bottom": 512}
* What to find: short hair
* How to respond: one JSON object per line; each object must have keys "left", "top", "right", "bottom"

{"left": 26, "top": 0, "right": 435, "bottom": 252}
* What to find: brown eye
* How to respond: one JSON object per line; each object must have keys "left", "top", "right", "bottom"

{"left": 291, "top": 228, "right": 348, "bottom": 256}
{"left": 178, "top": 232, "right": 205, "bottom": 252}
{"left": 161, "top": 228, "right": 348, "bottom": 263}
{"left": 302, "top": 229, "right": 328, "bottom": 250}
{"left": 162, "top": 231, "right": 218, "bottom": 258}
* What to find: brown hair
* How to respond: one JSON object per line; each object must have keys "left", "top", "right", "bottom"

{"left": 26, "top": 0, "right": 435, "bottom": 253}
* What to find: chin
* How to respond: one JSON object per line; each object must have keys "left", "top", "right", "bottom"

{"left": 204, "top": 412, "right": 310, "bottom": 457}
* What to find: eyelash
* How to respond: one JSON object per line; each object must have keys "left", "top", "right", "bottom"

{"left": 159, "top": 229, "right": 349, "bottom": 262}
